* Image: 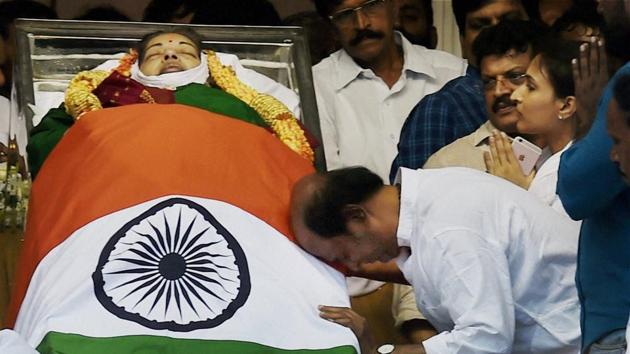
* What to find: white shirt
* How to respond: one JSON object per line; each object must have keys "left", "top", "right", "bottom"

{"left": 528, "top": 141, "right": 573, "bottom": 217}
{"left": 395, "top": 167, "right": 581, "bottom": 354}
{"left": 313, "top": 33, "right": 467, "bottom": 182}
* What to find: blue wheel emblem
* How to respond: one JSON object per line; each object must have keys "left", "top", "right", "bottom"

{"left": 93, "top": 198, "right": 250, "bottom": 331}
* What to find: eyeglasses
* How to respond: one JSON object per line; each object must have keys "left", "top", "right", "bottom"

{"left": 329, "top": 0, "right": 387, "bottom": 27}
{"left": 482, "top": 72, "right": 528, "bottom": 91}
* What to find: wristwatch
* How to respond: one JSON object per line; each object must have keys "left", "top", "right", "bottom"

{"left": 377, "top": 344, "right": 395, "bottom": 354}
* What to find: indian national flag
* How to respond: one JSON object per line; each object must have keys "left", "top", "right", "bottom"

{"left": 8, "top": 104, "right": 357, "bottom": 353}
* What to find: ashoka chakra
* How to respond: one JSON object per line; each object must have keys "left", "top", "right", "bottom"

{"left": 93, "top": 198, "right": 250, "bottom": 331}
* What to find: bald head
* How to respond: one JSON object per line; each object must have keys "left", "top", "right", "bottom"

{"left": 290, "top": 173, "right": 325, "bottom": 246}
{"left": 289, "top": 168, "right": 402, "bottom": 270}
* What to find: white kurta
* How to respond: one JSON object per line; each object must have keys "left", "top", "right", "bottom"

{"left": 395, "top": 167, "right": 581, "bottom": 354}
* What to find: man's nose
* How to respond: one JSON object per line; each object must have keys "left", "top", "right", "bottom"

{"left": 354, "top": 9, "right": 371, "bottom": 29}
{"left": 494, "top": 78, "right": 512, "bottom": 96}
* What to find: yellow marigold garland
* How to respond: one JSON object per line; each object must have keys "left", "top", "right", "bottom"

{"left": 64, "top": 70, "right": 109, "bottom": 119}
{"left": 206, "top": 50, "right": 314, "bottom": 162}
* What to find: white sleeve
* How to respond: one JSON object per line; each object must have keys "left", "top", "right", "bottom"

{"left": 422, "top": 230, "right": 515, "bottom": 354}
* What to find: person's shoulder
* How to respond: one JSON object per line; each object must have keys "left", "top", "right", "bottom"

{"left": 419, "top": 46, "right": 465, "bottom": 67}
{"left": 409, "top": 45, "right": 466, "bottom": 77}
{"left": 423, "top": 131, "right": 479, "bottom": 168}
{"left": 312, "top": 49, "right": 344, "bottom": 75}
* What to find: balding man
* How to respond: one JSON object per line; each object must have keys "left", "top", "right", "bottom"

{"left": 291, "top": 166, "right": 581, "bottom": 354}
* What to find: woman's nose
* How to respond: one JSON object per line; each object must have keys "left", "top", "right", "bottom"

{"left": 163, "top": 48, "right": 179, "bottom": 60}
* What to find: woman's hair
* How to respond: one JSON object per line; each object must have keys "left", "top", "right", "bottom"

{"left": 535, "top": 34, "right": 584, "bottom": 136}
{"left": 535, "top": 34, "right": 580, "bottom": 99}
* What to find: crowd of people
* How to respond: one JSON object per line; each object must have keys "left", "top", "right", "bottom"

{"left": 0, "top": 0, "right": 628, "bottom": 353}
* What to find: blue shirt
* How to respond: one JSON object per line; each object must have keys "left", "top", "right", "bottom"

{"left": 557, "top": 62, "right": 630, "bottom": 349}
{"left": 389, "top": 66, "right": 487, "bottom": 183}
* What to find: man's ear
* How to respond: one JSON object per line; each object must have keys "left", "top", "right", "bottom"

{"left": 341, "top": 204, "right": 367, "bottom": 222}
{"left": 558, "top": 95, "right": 577, "bottom": 120}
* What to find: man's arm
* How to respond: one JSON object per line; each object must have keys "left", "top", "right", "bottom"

{"left": 557, "top": 64, "right": 630, "bottom": 219}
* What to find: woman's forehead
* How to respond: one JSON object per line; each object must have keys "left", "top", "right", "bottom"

{"left": 146, "top": 33, "right": 195, "bottom": 49}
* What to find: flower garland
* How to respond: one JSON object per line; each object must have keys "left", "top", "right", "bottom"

{"left": 63, "top": 49, "right": 314, "bottom": 162}
{"left": 206, "top": 50, "right": 314, "bottom": 162}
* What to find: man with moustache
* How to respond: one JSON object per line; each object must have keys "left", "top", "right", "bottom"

{"left": 423, "top": 20, "right": 540, "bottom": 171}
{"left": 390, "top": 0, "right": 528, "bottom": 181}
{"left": 557, "top": 0, "right": 630, "bottom": 351}
{"left": 423, "top": 20, "right": 541, "bottom": 171}
{"left": 311, "top": 0, "right": 466, "bottom": 343}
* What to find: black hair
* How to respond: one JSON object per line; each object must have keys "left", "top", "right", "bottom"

{"left": 313, "top": 0, "right": 345, "bottom": 19}
{"left": 0, "top": 0, "right": 57, "bottom": 39}
{"left": 473, "top": 19, "right": 545, "bottom": 68}
{"left": 74, "top": 6, "right": 130, "bottom": 22}
{"left": 536, "top": 34, "right": 583, "bottom": 136}
{"left": 303, "top": 167, "right": 384, "bottom": 238}
{"left": 613, "top": 74, "right": 630, "bottom": 116}
{"left": 536, "top": 34, "right": 580, "bottom": 99}
{"left": 136, "top": 28, "right": 202, "bottom": 63}
{"left": 551, "top": 1, "right": 604, "bottom": 37}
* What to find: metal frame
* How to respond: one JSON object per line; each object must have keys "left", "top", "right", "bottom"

{"left": 14, "top": 19, "right": 326, "bottom": 171}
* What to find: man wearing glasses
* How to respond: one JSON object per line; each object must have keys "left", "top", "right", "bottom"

{"left": 312, "top": 0, "right": 467, "bottom": 345}
{"left": 423, "top": 20, "right": 540, "bottom": 172}
{"left": 389, "top": 0, "right": 528, "bottom": 182}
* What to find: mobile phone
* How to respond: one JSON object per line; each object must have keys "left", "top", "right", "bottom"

{"left": 511, "top": 136, "right": 542, "bottom": 175}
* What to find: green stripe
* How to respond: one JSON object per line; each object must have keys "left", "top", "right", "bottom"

{"left": 37, "top": 331, "right": 357, "bottom": 354}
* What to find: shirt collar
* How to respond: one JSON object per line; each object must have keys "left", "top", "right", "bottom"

{"left": 393, "top": 167, "right": 420, "bottom": 248}
{"left": 473, "top": 121, "right": 497, "bottom": 147}
{"left": 333, "top": 32, "right": 436, "bottom": 90}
